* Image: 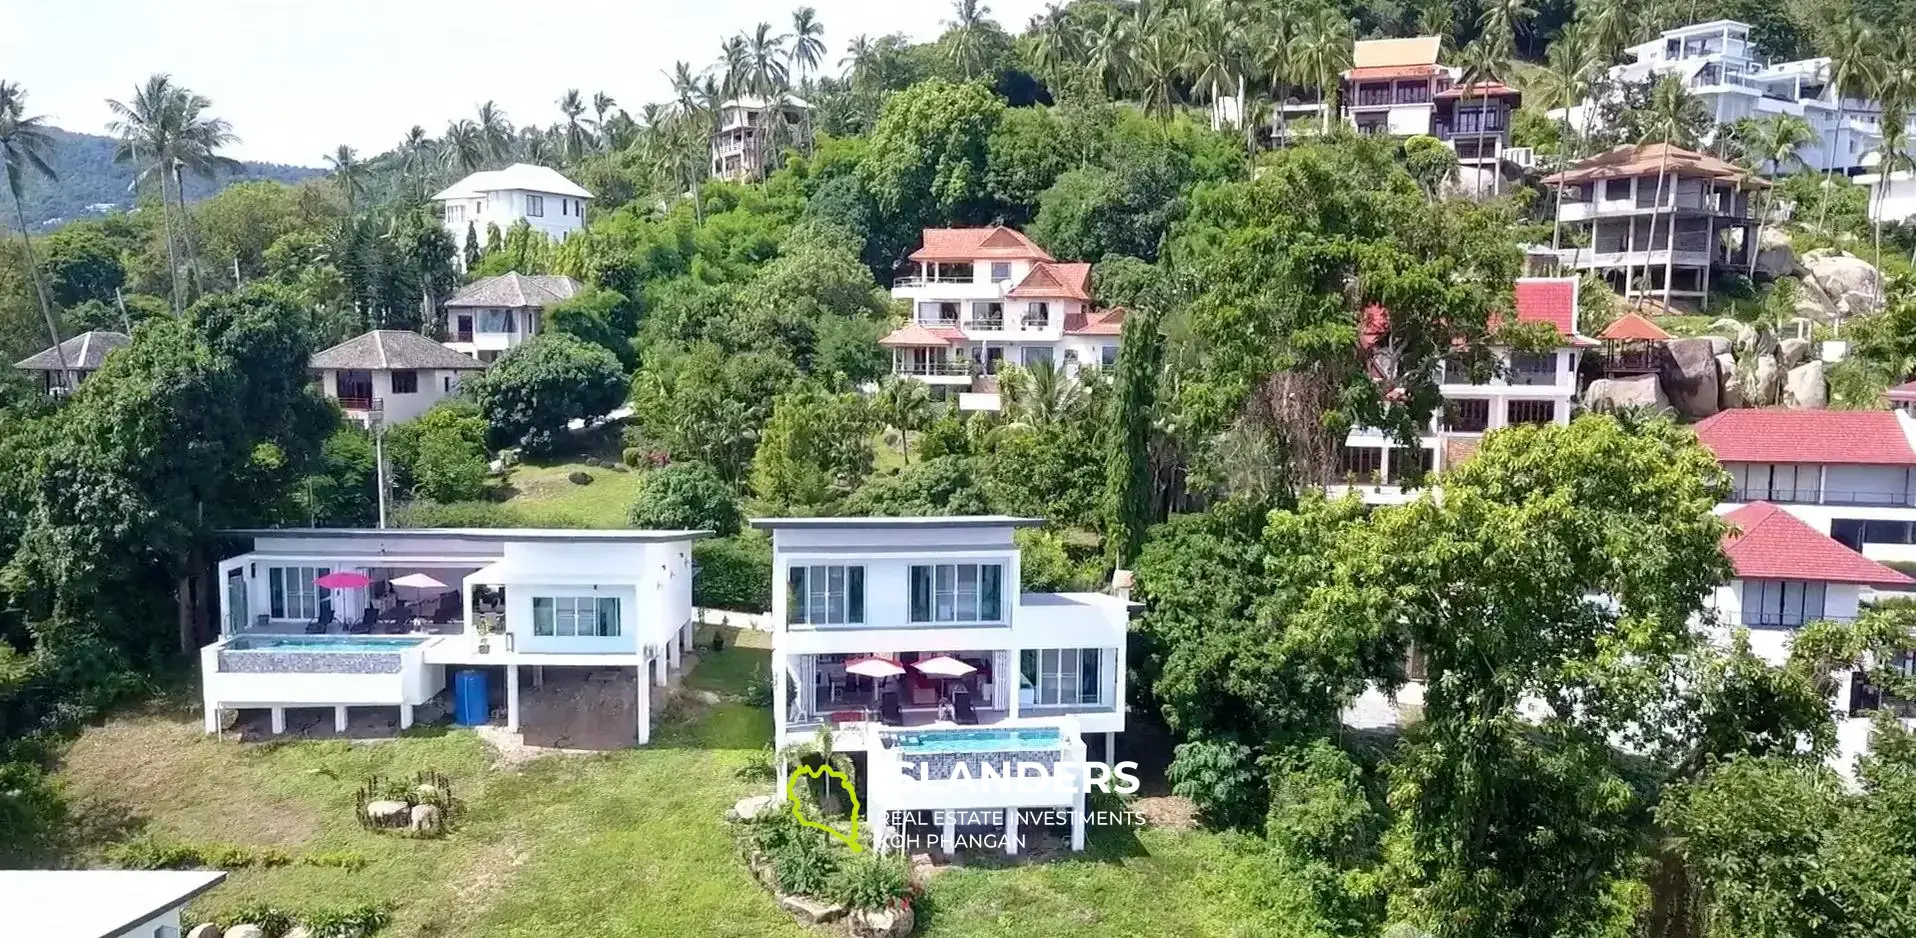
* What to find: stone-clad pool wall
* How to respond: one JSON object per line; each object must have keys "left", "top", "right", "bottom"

{"left": 901, "top": 748, "right": 1064, "bottom": 780}
{"left": 217, "top": 649, "right": 406, "bottom": 675}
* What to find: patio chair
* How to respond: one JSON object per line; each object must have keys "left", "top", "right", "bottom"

{"left": 879, "top": 691, "right": 904, "bottom": 726}
{"left": 952, "top": 689, "right": 979, "bottom": 725}
{"left": 303, "top": 618, "right": 327, "bottom": 634}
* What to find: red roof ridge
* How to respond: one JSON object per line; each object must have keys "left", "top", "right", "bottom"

{"left": 1721, "top": 501, "right": 1915, "bottom": 586}
{"left": 1694, "top": 409, "right": 1916, "bottom": 466}
{"left": 1599, "top": 311, "right": 1673, "bottom": 342}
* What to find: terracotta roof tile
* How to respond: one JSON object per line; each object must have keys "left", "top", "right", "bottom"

{"left": 1540, "top": 143, "right": 1769, "bottom": 188}
{"left": 1721, "top": 502, "right": 1914, "bottom": 586}
{"left": 1598, "top": 311, "right": 1674, "bottom": 342}
{"left": 310, "top": 330, "right": 486, "bottom": 371}
{"left": 908, "top": 227, "right": 1054, "bottom": 263}
{"left": 879, "top": 323, "right": 964, "bottom": 347}
{"left": 1513, "top": 277, "right": 1578, "bottom": 336}
{"left": 1693, "top": 410, "right": 1916, "bottom": 466}
{"left": 1007, "top": 262, "right": 1092, "bottom": 301}
{"left": 1887, "top": 379, "right": 1916, "bottom": 402}
{"left": 1064, "top": 308, "right": 1127, "bottom": 335}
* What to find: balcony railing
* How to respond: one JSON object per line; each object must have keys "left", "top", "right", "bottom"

{"left": 893, "top": 274, "right": 975, "bottom": 288}
{"left": 336, "top": 395, "right": 380, "bottom": 412}
{"left": 1741, "top": 613, "right": 1855, "bottom": 628}
{"left": 454, "top": 330, "right": 474, "bottom": 343}
{"left": 895, "top": 360, "right": 972, "bottom": 377}
{"left": 1729, "top": 488, "right": 1916, "bottom": 507}
{"left": 963, "top": 316, "right": 1005, "bottom": 330}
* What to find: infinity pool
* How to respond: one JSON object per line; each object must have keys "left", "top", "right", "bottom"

{"left": 890, "top": 727, "right": 1063, "bottom": 755}
{"left": 226, "top": 636, "right": 428, "bottom": 653}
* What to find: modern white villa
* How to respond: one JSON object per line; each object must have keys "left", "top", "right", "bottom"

{"left": 753, "top": 516, "right": 1133, "bottom": 855}
{"left": 309, "top": 329, "right": 486, "bottom": 425}
{"left": 433, "top": 164, "right": 592, "bottom": 266}
{"left": 202, "top": 527, "right": 703, "bottom": 747}
{"left": 441, "top": 272, "right": 582, "bottom": 362}
{"left": 1857, "top": 156, "right": 1916, "bottom": 226}
{"left": 711, "top": 95, "right": 812, "bottom": 182}
{"left": 882, "top": 227, "right": 1125, "bottom": 411}
{"left": 4, "top": 870, "right": 226, "bottom": 938}
{"left": 13, "top": 329, "right": 130, "bottom": 393}
{"left": 1556, "top": 20, "right": 1912, "bottom": 176}
{"left": 1336, "top": 276, "right": 1593, "bottom": 497}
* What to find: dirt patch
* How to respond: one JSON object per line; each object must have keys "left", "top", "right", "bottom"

{"left": 520, "top": 669, "right": 643, "bottom": 750}
{"left": 1130, "top": 794, "right": 1198, "bottom": 831}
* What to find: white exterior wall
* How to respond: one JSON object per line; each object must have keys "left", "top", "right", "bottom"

{"left": 1861, "top": 171, "right": 1916, "bottom": 225}
{"left": 318, "top": 367, "right": 467, "bottom": 425}
{"left": 890, "top": 255, "right": 1107, "bottom": 410}
{"left": 1059, "top": 334, "right": 1122, "bottom": 376}
{"left": 444, "top": 306, "right": 539, "bottom": 358}
{"left": 441, "top": 188, "right": 586, "bottom": 256}
{"left": 124, "top": 906, "right": 186, "bottom": 938}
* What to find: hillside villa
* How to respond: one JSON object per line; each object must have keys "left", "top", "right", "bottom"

{"left": 202, "top": 527, "right": 704, "bottom": 747}
{"left": 711, "top": 95, "right": 812, "bottom": 182}
{"left": 13, "top": 329, "right": 130, "bottom": 393}
{"left": 310, "top": 329, "right": 486, "bottom": 425}
{"left": 433, "top": 164, "right": 592, "bottom": 268}
{"left": 1338, "top": 36, "right": 1533, "bottom": 175}
{"left": 441, "top": 272, "right": 582, "bottom": 362}
{"left": 753, "top": 515, "right": 1133, "bottom": 855}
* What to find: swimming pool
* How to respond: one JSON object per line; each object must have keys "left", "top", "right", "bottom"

{"left": 890, "top": 727, "right": 1063, "bottom": 755}
{"left": 226, "top": 636, "right": 428, "bottom": 652}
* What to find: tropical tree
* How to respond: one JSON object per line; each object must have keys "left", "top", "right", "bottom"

{"left": 1814, "top": 19, "right": 1877, "bottom": 233}
{"left": 1260, "top": 0, "right": 1305, "bottom": 146}
{"left": 589, "top": 92, "right": 620, "bottom": 151}
{"left": 474, "top": 100, "right": 514, "bottom": 165}
{"left": 1869, "top": 110, "right": 1913, "bottom": 307}
{"left": 1027, "top": 3, "right": 1081, "bottom": 91}
{"left": 1733, "top": 113, "right": 1815, "bottom": 276}
{"left": 556, "top": 89, "right": 593, "bottom": 163}
{"left": 945, "top": 0, "right": 995, "bottom": 80}
{"left": 842, "top": 34, "right": 878, "bottom": 88}
{"left": 1086, "top": 9, "right": 1137, "bottom": 98}
{"left": 1455, "top": 38, "right": 1510, "bottom": 195}
{"left": 1477, "top": 0, "right": 1536, "bottom": 59}
{"left": 790, "top": 7, "right": 826, "bottom": 85}
{"left": 323, "top": 145, "right": 366, "bottom": 213}
{"left": 397, "top": 125, "right": 437, "bottom": 198}
{"left": 441, "top": 119, "right": 485, "bottom": 175}
{"left": 1581, "top": 0, "right": 1634, "bottom": 61}
{"left": 1535, "top": 29, "right": 1602, "bottom": 245}
{"left": 1001, "top": 359, "right": 1083, "bottom": 429}
{"left": 745, "top": 22, "right": 792, "bottom": 97}
{"left": 104, "top": 73, "right": 240, "bottom": 314}
{"left": 0, "top": 80, "right": 71, "bottom": 387}
{"left": 873, "top": 376, "right": 932, "bottom": 464}
{"left": 1290, "top": 12, "right": 1353, "bottom": 135}
{"left": 1633, "top": 75, "right": 1708, "bottom": 308}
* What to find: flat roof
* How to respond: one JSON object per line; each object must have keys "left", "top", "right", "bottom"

{"left": 2, "top": 870, "right": 226, "bottom": 938}
{"left": 748, "top": 515, "right": 1045, "bottom": 530}
{"left": 226, "top": 527, "right": 710, "bottom": 543}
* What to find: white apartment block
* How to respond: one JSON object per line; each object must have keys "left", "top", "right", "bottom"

{"left": 753, "top": 516, "right": 1132, "bottom": 855}
{"left": 433, "top": 164, "right": 592, "bottom": 266}
{"left": 1560, "top": 20, "right": 1913, "bottom": 176}
{"left": 441, "top": 272, "right": 582, "bottom": 362}
{"left": 882, "top": 227, "right": 1125, "bottom": 412}
{"left": 1858, "top": 159, "right": 1916, "bottom": 226}
{"left": 711, "top": 95, "right": 811, "bottom": 183}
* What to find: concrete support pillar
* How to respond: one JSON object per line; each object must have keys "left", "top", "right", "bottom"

{"left": 506, "top": 663, "right": 521, "bottom": 732}
{"left": 636, "top": 665, "right": 652, "bottom": 745}
{"left": 667, "top": 633, "right": 681, "bottom": 673}
{"left": 400, "top": 703, "right": 415, "bottom": 730}
{"left": 270, "top": 707, "right": 286, "bottom": 735}
{"left": 654, "top": 651, "right": 669, "bottom": 687}
{"left": 533, "top": 665, "right": 544, "bottom": 689}
{"left": 679, "top": 621, "right": 692, "bottom": 653}
{"left": 203, "top": 702, "right": 219, "bottom": 735}
{"left": 1106, "top": 732, "right": 1117, "bottom": 765}
{"left": 1004, "top": 809, "right": 1019, "bottom": 856}
{"left": 335, "top": 705, "right": 349, "bottom": 734}
{"left": 941, "top": 811, "right": 957, "bottom": 855}
{"left": 1070, "top": 793, "right": 1087, "bottom": 851}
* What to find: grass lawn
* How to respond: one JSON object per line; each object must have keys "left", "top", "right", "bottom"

{"left": 30, "top": 630, "right": 1307, "bottom": 937}
{"left": 496, "top": 458, "right": 647, "bottom": 529}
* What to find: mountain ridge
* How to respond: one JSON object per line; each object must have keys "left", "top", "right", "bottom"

{"left": 4, "top": 127, "right": 322, "bottom": 232}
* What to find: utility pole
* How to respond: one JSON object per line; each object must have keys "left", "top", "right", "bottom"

{"left": 373, "top": 405, "right": 389, "bottom": 529}
{"left": 114, "top": 287, "right": 133, "bottom": 333}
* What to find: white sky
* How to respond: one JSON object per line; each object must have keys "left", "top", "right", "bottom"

{"left": 3, "top": 0, "right": 1051, "bottom": 166}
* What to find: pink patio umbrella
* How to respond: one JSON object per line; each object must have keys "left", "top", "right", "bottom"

{"left": 844, "top": 656, "right": 907, "bottom": 679}
{"left": 313, "top": 571, "right": 371, "bottom": 590}
{"left": 913, "top": 654, "right": 978, "bottom": 706}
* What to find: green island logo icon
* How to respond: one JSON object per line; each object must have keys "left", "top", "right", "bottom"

{"left": 786, "top": 764, "right": 863, "bottom": 852}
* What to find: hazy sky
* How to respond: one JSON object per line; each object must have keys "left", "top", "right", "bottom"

{"left": 4, "top": 0, "right": 1052, "bottom": 166}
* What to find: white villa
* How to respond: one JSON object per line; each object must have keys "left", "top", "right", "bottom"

{"left": 882, "top": 227, "right": 1126, "bottom": 412}
{"left": 441, "top": 272, "right": 582, "bottom": 362}
{"left": 711, "top": 95, "right": 812, "bottom": 182}
{"left": 433, "top": 164, "right": 592, "bottom": 266}
{"left": 1339, "top": 36, "right": 1533, "bottom": 174}
{"left": 203, "top": 527, "right": 703, "bottom": 746}
{"left": 13, "top": 329, "right": 130, "bottom": 393}
{"left": 1557, "top": 20, "right": 1913, "bottom": 176}
{"left": 310, "top": 329, "right": 485, "bottom": 425}
{"left": 1857, "top": 156, "right": 1916, "bottom": 226}
{"left": 4, "top": 870, "right": 227, "bottom": 938}
{"left": 754, "top": 516, "right": 1133, "bottom": 855}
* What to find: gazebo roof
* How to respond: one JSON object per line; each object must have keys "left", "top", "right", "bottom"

{"left": 1598, "top": 311, "right": 1674, "bottom": 342}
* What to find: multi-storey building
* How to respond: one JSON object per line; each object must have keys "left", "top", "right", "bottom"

{"left": 1541, "top": 143, "right": 1763, "bottom": 308}
{"left": 1338, "top": 36, "right": 1533, "bottom": 174}
{"left": 1335, "top": 277, "right": 1593, "bottom": 497}
{"left": 882, "top": 227, "right": 1125, "bottom": 411}
{"left": 12, "top": 329, "right": 129, "bottom": 393}
{"left": 710, "top": 95, "right": 812, "bottom": 182}
{"left": 441, "top": 272, "right": 582, "bottom": 363}
{"left": 753, "top": 515, "right": 1132, "bottom": 855}
{"left": 1559, "top": 20, "right": 1912, "bottom": 176}
{"left": 309, "top": 329, "right": 486, "bottom": 426}
{"left": 432, "top": 164, "right": 592, "bottom": 267}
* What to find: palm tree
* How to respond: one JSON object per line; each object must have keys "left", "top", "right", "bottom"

{"left": 1183, "top": 1, "right": 1239, "bottom": 133}
{"left": 874, "top": 377, "right": 932, "bottom": 464}
{"left": 1869, "top": 111, "right": 1912, "bottom": 308}
{"left": 790, "top": 7, "right": 826, "bottom": 85}
{"left": 397, "top": 125, "right": 437, "bottom": 198}
{"left": 323, "top": 145, "right": 366, "bottom": 213}
{"left": 945, "top": 0, "right": 994, "bottom": 80}
{"left": 105, "top": 73, "right": 240, "bottom": 314}
{"left": 1455, "top": 39, "right": 1509, "bottom": 194}
{"left": 556, "top": 89, "right": 592, "bottom": 164}
{"left": 717, "top": 36, "right": 751, "bottom": 98}
{"left": 1415, "top": 0, "right": 1454, "bottom": 54}
{"left": 1581, "top": 0, "right": 1633, "bottom": 61}
{"left": 474, "top": 101, "right": 514, "bottom": 166}
{"left": 1734, "top": 113, "right": 1815, "bottom": 276}
{"left": 1633, "top": 75, "right": 1707, "bottom": 309}
{"left": 441, "top": 119, "right": 486, "bottom": 176}
{"left": 1814, "top": 19, "right": 1876, "bottom": 234}
{"left": 746, "top": 22, "right": 792, "bottom": 98}
{"left": 590, "top": 92, "right": 619, "bottom": 151}
{"left": 1535, "top": 29, "right": 1601, "bottom": 241}
{"left": 1134, "top": 32, "right": 1184, "bottom": 118}
{"left": 841, "top": 34, "right": 877, "bottom": 87}
{"left": 0, "top": 81, "right": 72, "bottom": 388}
{"left": 1028, "top": 3, "right": 1081, "bottom": 91}
{"left": 1260, "top": 0, "right": 1304, "bottom": 146}
{"left": 1002, "top": 359, "right": 1084, "bottom": 429}
{"left": 1289, "top": 12, "right": 1353, "bottom": 136}
{"left": 1477, "top": 0, "right": 1536, "bottom": 60}
{"left": 1086, "top": 10, "right": 1138, "bottom": 98}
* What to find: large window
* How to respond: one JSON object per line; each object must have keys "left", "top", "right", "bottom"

{"left": 990, "top": 262, "right": 1012, "bottom": 282}
{"left": 268, "top": 566, "right": 331, "bottom": 619}
{"left": 1444, "top": 399, "right": 1491, "bottom": 432}
{"left": 1020, "top": 648, "right": 1106, "bottom": 706}
{"left": 1505, "top": 400, "right": 1556, "bottom": 426}
{"left": 525, "top": 194, "right": 545, "bottom": 217}
{"left": 1741, "top": 579, "right": 1827, "bottom": 627}
{"left": 1100, "top": 345, "right": 1119, "bottom": 368}
{"left": 1738, "top": 463, "right": 1815, "bottom": 503}
{"left": 1507, "top": 352, "right": 1556, "bottom": 385}
{"left": 532, "top": 596, "right": 621, "bottom": 637}
{"left": 909, "top": 563, "right": 1004, "bottom": 623}
{"left": 389, "top": 370, "right": 418, "bottom": 394}
{"left": 478, "top": 309, "right": 516, "bottom": 333}
{"left": 786, "top": 565, "right": 865, "bottom": 625}
{"left": 1022, "top": 302, "right": 1050, "bottom": 328}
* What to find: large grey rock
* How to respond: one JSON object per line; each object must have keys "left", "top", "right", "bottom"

{"left": 1752, "top": 356, "right": 1783, "bottom": 406}
{"left": 1793, "top": 277, "right": 1840, "bottom": 323}
{"left": 731, "top": 795, "right": 774, "bottom": 822}
{"left": 1801, "top": 249, "right": 1884, "bottom": 315}
{"left": 1754, "top": 226, "right": 1795, "bottom": 278}
{"left": 364, "top": 799, "right": 411, "bottom": 827}
{"left": 1786, "top": 361, "right": 1828, "bottom": 409}
{"left": 1665, "top": 337, "right": 1722, "bottom": 418}
{"left": 1717, "top": 354, "right": 1743, "bottom": 409}
{"left": 1584, "top": 374, "right": 1670, "bottom": 413}
{"left": 1778, "top": 337, "right": 1812, "bottom": 369}
{"left": 849, "top": 903, "right": 917, "bottom": 938}
{"left": 186, "top": 925, "right": 222, "bottom": 938}
{"left": 223, "top": 927, "right": 264, "bottom": 938}
{"left": 778, "top": 893, "right": 848, "bottom": 925}
{"left": 1705, "top": 335, "right": 1731, "bottom": 357}
{"left": 409, "top": 803, "right": 443, "bottom": 833}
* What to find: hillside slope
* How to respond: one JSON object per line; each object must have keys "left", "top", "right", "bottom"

{"left": 4, "top": 127, "right": 321, "bottom": 232}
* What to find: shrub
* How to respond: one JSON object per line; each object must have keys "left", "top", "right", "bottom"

{"left": 693, "top": 535, "right": 772, "bottom": 612}
{"left": 301, "top": 903, "right": 392, "bottom": 938}
{"left": 0, "top": 758, "right": 66, "bottom": 845}
{"left": 769, "top": 825, "right": 840, "bottom": 895}
{"left": 742, "top": 664, "right": 774, "bottom": 709}
{"left": 218, "top": 903, "right": 296, "bottom": 937}
{"left": 829, "top": 853, "right": 914, "bottom": 910}
{"left": 299, "top": 850, "right": 367, "bottom": 870}
{"left": 462, "top": 332, "right": 627, "bottom": 454}
{"left": 628, "top": 461, "right": 742, "bottom": 535}
{"left": 622, "top": 446, "right": 643, "bottom": 468}
{"left": 412, "top": 429, "right": 490, "bottom": 503}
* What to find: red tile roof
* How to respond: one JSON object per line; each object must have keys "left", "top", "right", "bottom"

{"left": 1345, "top": 65, "right": 1445, "bottom": 81}
{"left": 908, "top": 227, "right": 1054, "bottom": 263}
{"left": 1888, "top": 379, "right": 1916, "bottom": 403}
{"left": 1721, "top": 502, "right": 1915, "bottom": 586}
{"left": 1693, "top": 410, "right": 1916, "bottom": 466}
{"left": 1513, "top": 277, "right": 1577, "bottom": 336}
{"left": 878, "top": 323, "right": 964, "bottom": 347}
{"left": 1599, "top": 311, "right": 1674, "bottom": 342}
{"left": 1064, "top": 308, "right": 1127, "bottom": 335}
{"left": 1007, "top": 262, "right": 1092, "bottom": 301}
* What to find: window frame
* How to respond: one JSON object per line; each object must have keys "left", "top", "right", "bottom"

{"left": 1019, "top": 648, "right": 1106, "bottom": 706}
{"left": 389, "top": 369, "right": 419, "bottom": 394}
{"left": 525, "top": 194, "right": 545, "bottom": 217}
{"left": 785, "top": 565, "right": 866, "bottom": 626}
{"left": 268, "top": 565, "right": 332, "bottom": 620}
{"left": 532, "top": 595, "right": 621, "bottom": 637}
{"left": 908, "top": 562, "right": 1004, "bottom": 623}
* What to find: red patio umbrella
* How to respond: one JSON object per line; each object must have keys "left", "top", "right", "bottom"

{"left": 313, "top": 571, "right": 371, "bottom": 590}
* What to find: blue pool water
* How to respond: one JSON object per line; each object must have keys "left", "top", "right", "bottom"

{"left": 226, "top": 636, "right": 427, "bottom": 652}
{"left": 890, "top": 727, "right": 1063, "bottom": 755}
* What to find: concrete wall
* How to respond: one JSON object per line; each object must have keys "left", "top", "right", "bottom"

{"left": 442, "top": 188, "right": 586, "bottom": 257}
{"left": 319, "top": 367, "right": 468, "bottom": 425}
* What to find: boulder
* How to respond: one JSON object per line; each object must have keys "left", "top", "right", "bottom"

{"left": 224, "top": 926, "right": 265, "bottom": 938}
{"left": 1754, "top": 226, "right": 1795, "bottom": 278}
{"left": 1705, "top": 335, "right": 1731, "bottom": 357}
{"left": 1786, "top": 361, "right": 1828, "bottom": 410}
{"left": 284, "top": 928, "right": 313, "bottom": 938}
{"left": 410, "top": 803, "right": 443, "bottom": 833}
{"left": 777, "top": 893, "right": 848, "bottom": 925}
{"left": 849, "top": 903, "right": 917, "bottom": 938}
{"left": 731, "top": 795, "right": 774, "bottom": 822}
{"left": 1778, "top": 337, "right": 1812, "bottom": 369}
{"left": 1716, "top": 354, "right": 1743, "bottom": 409}
{"left": 186, "top": 925, "right": 222, "bottom": 938}
{"left": 364, "top": 799, "right": 411, "bottom": 827}
{"left": 1752, "top": 356, "right": 1783, "bottom": 406}
{"left": 1583, "top": 374, "right": 1669, "bottom": 413}
{"left": 1801, "top": 249, "right": 1884, "bottom": 315}
{"left": 1665, "top": 337, "right": 1722, "bottom": 419}
{"left": 1793, "top": 277, "right": 1840, "bottom": 323}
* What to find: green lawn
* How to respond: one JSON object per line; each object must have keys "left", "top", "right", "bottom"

{"left": 34, "top": 631, "right": 1308, "bottom": 937}
{"left": 496, "top": 458, "right": 647, "bottom": 529}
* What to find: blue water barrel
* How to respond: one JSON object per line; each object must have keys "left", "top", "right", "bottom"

{"left": 453, "top": 669, "right": 490, "bottom": 726}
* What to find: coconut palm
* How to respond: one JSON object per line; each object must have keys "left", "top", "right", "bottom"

{"left": 1536, "top": 29, "right": 1601, "bottom": 242}
{"left": 1086, "top": 10, "right": 1138, "bottom": 98}
{"left": 874, "top": 376, "right": 933, "bottom": 464}
{"left": 1477, "top": 0, "right": 1535, "bottom": 59}
{"left": 745, "top": 23, "right": 792, "bottom": 98}
{"left": 715, "top": 36, "right": 750, "bottom": 99}
{"left": 1870, "top": 111, "right": 1913, "bottom": 308}
{"left": 1289, "top": 12, "right": 1353, "bottom": 135}
{"left": 0, "top": 81, "right": 72, "bottom": 388}
{"left": 790, "top": 7, "right": 826, "bottom": 84}
{"left": 945, "top": 0, "right": 995, "bottom": 81}
{"left": 397, "top": 125, "right": 437, "bottom": 198}
{"left": 1633, "top": 75, "right": 1708, "bottom": 308}
{"left": 1814, "top": 19, "right": 1877, "bottom": 234}
{"left": 1027, "top": 3, "right": 1081, "bottom": 90}
{"left": 556, "top": 89, "right": 593, "bottom": 164}
{"left": 1414, "top": 0, "right": 1454, "bottom": 54}
{"left": 474, "top": 100, "right": 514, "bottom": 165}
{"left": 1581, "top": 0, "right": 1633, "bottom": 61}
{"left": 324, "top": 145, "right": 366, "bottom": 213}
{"left": 1260, "top": 0, "right": 1306, "bottom": 146}
{"left": 105, "top": 73, "right": 240, "bottom": 314}
{"left": 441, "top": 119, "right": 486, "bottom": 176}
{"left": 1134, "top": 32, "right": 1184, "bottom": 118}
{"left": 1734, "top": 113, "right": 1815, "bottom": 276}
{"left": 1002, "top": 359, "right": 1084, "bottom": 429}
{"left": 1455, "top": 39, "right": 1509, "bottom": 194}
{"left": 841, "top": 34, "right": 877, "bottom": 86}
{"left": 1183, "top": 1, "right": 1240, "bottom": 132}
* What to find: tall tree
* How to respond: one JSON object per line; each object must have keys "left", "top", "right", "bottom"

{"left": 842, "top": 34, "right": 878, "bottom": 87}
{"left": 1813, "top": 18, "right": 1877, "bottom": 234}
{"left": 1733, "top": 113, "right": 1815, "bottom": 276}
{"left": 104, "top": 74, "right": 240, "bottom": 314}
{"left": 944, "top": 0, "right": 996, "bottom": 80}
{"left": 1290, "top": 12, "right": 1353, "bottom": 135}
{"left": 1027, "top": 3, "right": 1082, "bottom": 92}
{"left": 0, "top": 81, "right": 72, "bottom": 388}
{"left": 474, "top": 100, "right": 514, "bottom": 165}
{"left": 441, "top": 119, "right": 486, "bottom": 175}
{"left": 322, "top": 144, "right": 366, "bottom": 214}
{"left": 1632, "top": 76, "right": 1707, "bottom": 308}
{"left": 745, "top": 22, "right": 792, "bottom": 97}
{"left": 1536, "top": 28, "right": 1601, "bottom": 247}
{"left": 790, "top": 7, "right": 826, "bottom": 84}
{"left": 556, "top": 89, "right": 593, "bottom": 164}
{"left": 1102, "top": 307, "right": 1162, "bottom": 569}
{"left": 872, "top": 375, "right": 931, "bottom": 464}
{"left": 397, "top": 125, "right": 437, "bottom": 199}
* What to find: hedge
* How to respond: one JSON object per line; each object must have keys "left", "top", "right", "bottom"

{"left": 693, "top": 536, "right": 772, "bottom": 613}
